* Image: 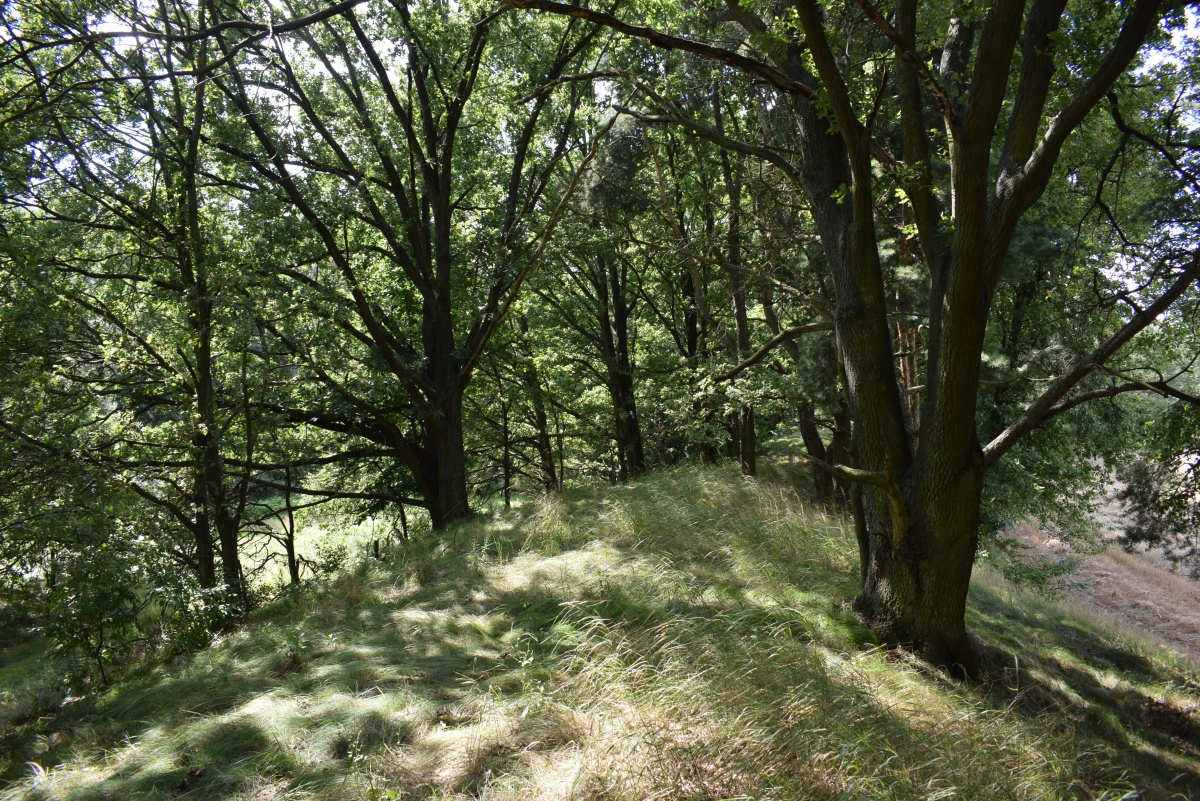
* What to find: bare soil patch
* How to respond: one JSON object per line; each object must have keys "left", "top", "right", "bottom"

{"left": 1014, "top": 492, "right": 1200, "bottom": 665}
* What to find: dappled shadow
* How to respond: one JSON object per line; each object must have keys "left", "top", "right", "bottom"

{"left": 970, "top": 581, "right": 1200, "bottom": 795}
{"left": 8, "top": 465, "right": 1200, "bottom": 800}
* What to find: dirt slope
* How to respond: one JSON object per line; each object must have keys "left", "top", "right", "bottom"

{"left": 1015, "top": 493, "right": 1200, "bottom": 665}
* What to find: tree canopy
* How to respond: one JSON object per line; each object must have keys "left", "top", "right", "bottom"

{"left": 3, "top": 0, "right": 1200, "bottom": 675}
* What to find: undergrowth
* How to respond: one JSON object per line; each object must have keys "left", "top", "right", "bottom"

{"left": 2, "top": 463, "right": 1197, "bottom": 800}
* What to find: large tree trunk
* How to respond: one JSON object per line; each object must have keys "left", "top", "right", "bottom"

{"left": 190, "top": 491, "right": 218, "bottom": 589}
{"left": 779, "top": 13, "right": 970, "bottom": 664}
{"left": 421, "top": 393, "right": 470, "bottom": 530}
{"left": 855, "top": 467, "right": 984, "bottom": 667}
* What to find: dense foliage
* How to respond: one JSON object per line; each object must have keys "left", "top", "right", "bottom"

{"left": 3, "top": 0, "right": 1200, "bottom": 677}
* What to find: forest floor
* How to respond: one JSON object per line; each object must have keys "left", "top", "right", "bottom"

{"left": 2, "top": 463, "right": 1199, "bottom": 800}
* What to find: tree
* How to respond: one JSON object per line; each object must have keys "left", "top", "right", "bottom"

{"left": 0, "top": 5, "right": 266, "bottom": 604}
{"left": 502, "top": 0, "right": 1199, "bottom": 667}
{"left": 197, "top": 0, "right": 609, "bottom": 528}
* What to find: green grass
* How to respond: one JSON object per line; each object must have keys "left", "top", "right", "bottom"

{"left": 2, "top": 462, "right": 1198, "bottom": 800}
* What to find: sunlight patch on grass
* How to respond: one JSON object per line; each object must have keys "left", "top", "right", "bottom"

{"left": 5, "top": 463, "right": 1199, "bottom": 800}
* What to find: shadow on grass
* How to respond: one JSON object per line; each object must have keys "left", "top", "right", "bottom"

{"left": 5, "top": 463, "right": 1199, "bottom": 800}
{"left": 970, "top": 580, "right": 1200, "bottom": 796}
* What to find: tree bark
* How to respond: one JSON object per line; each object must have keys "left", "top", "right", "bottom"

{"left": 597, "top": 252, "right": 646, "bottom": 480}
{"left": 798, "top": 405, "right": 832, "bottom": 501}
{"left": 419, "top": 389, "right": 470, "bottom": 530}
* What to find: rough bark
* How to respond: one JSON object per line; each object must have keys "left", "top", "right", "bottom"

{"left": 420, "top": 392, "right": 470, "bottom": 530}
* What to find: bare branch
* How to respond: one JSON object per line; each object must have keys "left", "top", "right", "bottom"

{"left": 714, "top": 321, "right": 834, "bottom": 381}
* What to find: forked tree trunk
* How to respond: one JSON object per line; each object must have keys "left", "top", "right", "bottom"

{"left": 854, "top": 465, "right": 984, "bottom": 667}
{"left": 598, "top": 253, "right": 646, "bottom": 480}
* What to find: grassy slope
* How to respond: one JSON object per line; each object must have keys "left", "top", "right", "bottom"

{"left": 2, "top": 463, "right": 1198, "bottom": 800}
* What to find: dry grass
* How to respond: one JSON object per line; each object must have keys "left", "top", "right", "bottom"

{"left": 1014, "top": 515, "right": 1200, "bottom": 665}
{"left": 2, "top": 463, "right": 1198, "bottom": 800}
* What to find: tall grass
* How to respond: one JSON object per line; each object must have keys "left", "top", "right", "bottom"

{"left": 3, "top": 463, "right": 1197, "bottom": 800}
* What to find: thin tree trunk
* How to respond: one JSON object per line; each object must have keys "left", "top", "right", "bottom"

{"left": 531, "top": 389, "right": 559, "bottom": 492}
{"left": 597, "top": 253, "right": 645, "bottom": 479}
{"left": 716, "top": 93, "right": 755, "bottom": 477}
{"left": 501, "top": 397, "right": 512, "bottom": 508}
{"left": 516, "top": 316, "right": 558, "bottom": 492}
{"left": 283, "top": 465, "right": 300, "bottom": 585}
{"left": 798, "top": 405, "right": 832, "bottom": 502}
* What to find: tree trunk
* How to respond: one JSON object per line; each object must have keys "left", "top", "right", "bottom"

{"left": 716, "top": 97, "right": 755, "bottom": 477}
{"left": 687, "top": 268, "right": 718, "bottom": 465}
{"left": 798, "top": 406, "right": 832, "bottom": 502}
{"left": 526, "top": 370, "right": 559, "bottom": 492}
{"left": 183, "top": 49, "right": 243, "bottom": 607}
{"left": 724, "top": 410, "right": 740, "bottom": 460}
{"left": 828, "top": 400, "right": 853, "bottom": 499}
{"left": 598, "top": 253, "right": 645, "bottom": 479}
{"left": 532, "top": 393, "right": 559, "bottom": 492}
{"left": 191, "top": 474, "right": 217, "bottom": 588}
{"left": 516, "top": 316, "right": 559, "bottom": 493}
{"left": 422, "top": 393, "right": 470, "bottom": 530}
{"left": 854, "top": 463, "right": 983, "bottom": 668}
{"left": 738, "top": 405, "right": 756, "bottom": 477}
{"left": 283, "top": 465, "right": 300, "bottom": 585}
{"left": 501, "top": 397, "right": 512, "bottom": 508}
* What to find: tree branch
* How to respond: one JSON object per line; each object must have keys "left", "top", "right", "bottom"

{"left": 249, "top": 478, "right": 426, "bottom": 508}
{"left": 794, "top": 451, "right": 908, "bottom": 544}
{"left": 495, "top": 0, "right": 817, "bottom": 101}
{"left": 984, "top": 250, "right": 1200, "bottom": 468}
{"left": 853, "top": 0, "right": 956, "bottom": 127}
{"left": 714, "top": 321, "right": 834, "bottom": 381}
